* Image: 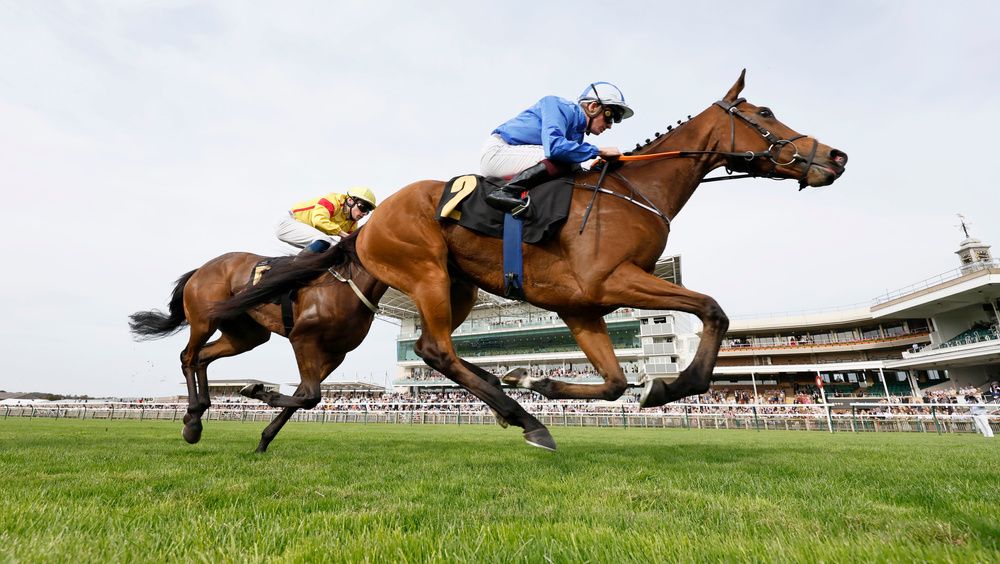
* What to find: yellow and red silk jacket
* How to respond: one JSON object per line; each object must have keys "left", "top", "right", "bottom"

{"left": 289, "top": 193, "right": 358, "bottom": 236}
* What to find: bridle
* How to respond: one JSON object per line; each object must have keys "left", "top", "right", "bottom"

{"left": 712, "top": 97, "right": 818, "bottom": 189}
{"left": 610, "top": 98, "right": 820, "bottom": 189}
{"left": 577, "top": 98, "right": 821, "bottom": 232}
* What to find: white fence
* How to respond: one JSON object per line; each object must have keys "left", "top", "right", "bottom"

{"left": 3, "top": 402, "right": 997, "bottom": 435}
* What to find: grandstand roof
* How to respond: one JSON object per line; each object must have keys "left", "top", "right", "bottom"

{"left": 317, "top": 381, "right": 386, "bottom": 392}
{"left": 377, "top": 255, "right": 681, "bottom": 320}
{"left": 203, "top": 379, "right": 279, "bottom": 387}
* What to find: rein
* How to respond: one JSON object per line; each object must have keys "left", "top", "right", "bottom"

{"left": 328, "top": 267, "right": 380, "bottom": 314}
{"left": 575, "top": 98, "right": 819, "bottom": 232}
{"left": 614, "top": 98, "right": 818, "bottom": 188}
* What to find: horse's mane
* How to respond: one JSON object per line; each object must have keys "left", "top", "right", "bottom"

{"left": 626, "top": 113, "right": 696, "bottom": 156}
{"left": 209, "top": 230, "right": 364, "bottom": 320}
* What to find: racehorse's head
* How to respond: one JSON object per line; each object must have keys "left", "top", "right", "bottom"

{"left": 718, "top": 70, "right": 847, "bottom": 188}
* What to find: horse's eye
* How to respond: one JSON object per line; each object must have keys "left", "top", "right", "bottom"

{"left": 758, "top": 108, "right": 773, "bottom": 118}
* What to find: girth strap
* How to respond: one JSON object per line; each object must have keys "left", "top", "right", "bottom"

{"left": 280, "top": 290, "right": 296, "bottom": 335}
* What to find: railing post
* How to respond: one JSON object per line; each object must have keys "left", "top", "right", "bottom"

{"left": 850, "top": 406, "right": 857, "bottom": 433}
{"left": 752, "top": 405, "right": 760, "bottom": 432}
{"left": 683, "top": 406, "right": 689, "bottom": 429}
{"left": 621, "top": 405, "right": 627, "bottom": 429}
{"left": 931, "top": 405, "right": 942, "bottom": 435}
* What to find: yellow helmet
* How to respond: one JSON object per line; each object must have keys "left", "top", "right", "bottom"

{"left": 346, "top": 186, "right": 377, "bottom": 209}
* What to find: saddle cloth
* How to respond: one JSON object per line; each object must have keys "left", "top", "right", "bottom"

{"left": 435, "top": 174, "right": 573, "bottom": 244}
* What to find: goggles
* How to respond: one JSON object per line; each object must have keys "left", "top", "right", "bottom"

{"left": 354, "top": 200, "right": 375, "bottom": 214}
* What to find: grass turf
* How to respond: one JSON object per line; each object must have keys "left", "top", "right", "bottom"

{"left": 1, "top": 419, "right": 998, "bottom": 562}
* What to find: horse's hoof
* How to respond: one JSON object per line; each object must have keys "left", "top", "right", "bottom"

{"left": 254, "top": 443, "right": 269, "bottom": 454}
{"left": 501, "top": 367, "right": 528, "bottom": 386}
{"left": 639, "top": 378, "right": 669, "bottom": 408}
{"left": 240, "top": 383, "right": 263, "bottom": 399}
{"left": 490, "top": 408, "right": 510, "bottom": 428}
{"left": 182, "top": 421, "right": 202, "bottom": 444}
{"left": 523, "top": 428, "right": 556, "bottom": 451}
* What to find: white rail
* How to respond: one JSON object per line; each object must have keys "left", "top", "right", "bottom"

{"left": 4, "top": 402, "right": 996, "bottom": 435}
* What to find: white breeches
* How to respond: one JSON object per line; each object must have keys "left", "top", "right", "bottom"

{"left": 479, "top": 134, "right": 546, "bottom": 178}
{"left": 275, "top": 216, "right": 340, "bottom": 249}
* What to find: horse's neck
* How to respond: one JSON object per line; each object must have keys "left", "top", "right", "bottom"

{"left": 624, "top": 108, "right": 727, "bottom": 221}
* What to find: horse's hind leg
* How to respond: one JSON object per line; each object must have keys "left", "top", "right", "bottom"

{"left": 179, "top": 318, "right": 214, "bottom": 444}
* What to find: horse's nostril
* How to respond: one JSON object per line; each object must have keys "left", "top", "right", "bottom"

{"left": 831, "top": 150, "right": 848, "bottom": 166}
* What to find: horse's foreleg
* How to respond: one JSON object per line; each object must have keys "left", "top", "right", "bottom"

{"left": 256, "top": 407, "right": 298, "bottom": 454}
{"left": 602, "top": 264, "right": 729, "bottom": 407}
{"left": 505, "top": 314, "right": 628, "bottom": 401}
{"left": 251, "top": 380, "right": 325, "bottom": 453}
{"left": 252, "top": 343, "right": 342, "bottom": 452}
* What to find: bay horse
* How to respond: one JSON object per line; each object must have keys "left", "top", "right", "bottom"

{"left": 128, "top": 233, "right": 387, "bottom": 452}
{"left": 354, "top": 70, "right": 848, "bottom": 450}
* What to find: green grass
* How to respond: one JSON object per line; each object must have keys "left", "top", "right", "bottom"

{"left": 1, "top": 419, "right": 998, "bottom": 562}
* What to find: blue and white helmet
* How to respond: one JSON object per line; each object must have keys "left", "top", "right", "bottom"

{"left": 577, "top": 82, "right": 634, "bottom": 120}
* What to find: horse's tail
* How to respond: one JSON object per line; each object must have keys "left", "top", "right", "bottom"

{"left": 209, "top": 233, "right": 359, "bottom": 321}
{"left": 128, "top": 269, "right": 197, "bottom": 340}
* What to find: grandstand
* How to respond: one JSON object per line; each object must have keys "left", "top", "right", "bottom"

{"left": 382, "top": 226, "right": 998, "bottom": 405}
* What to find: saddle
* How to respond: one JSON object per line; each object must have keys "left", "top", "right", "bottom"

{"left": 435, "top": 174, "right": 573, "bottom": 244}
{"left": 246, "top": 256, "right": 297, "bottom": 335}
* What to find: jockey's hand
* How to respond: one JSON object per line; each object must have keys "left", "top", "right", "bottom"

{"left": 598, "top": 147, "right": 622, "bottom": 159}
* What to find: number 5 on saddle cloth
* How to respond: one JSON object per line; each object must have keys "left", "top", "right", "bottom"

{"left": 435, "top": 174, "right": 574, "bottom": 300}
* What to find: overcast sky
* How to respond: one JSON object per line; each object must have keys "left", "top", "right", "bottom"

{"left": 1, "top": 1, "right": 998, "bottom": 397}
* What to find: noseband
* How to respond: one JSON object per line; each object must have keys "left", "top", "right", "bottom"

{"left": 714, "top": 98, "right": 818, "bottom": 189}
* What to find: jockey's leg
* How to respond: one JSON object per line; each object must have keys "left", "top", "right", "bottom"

{"left": 485, "top": 160, "right": 558, "bottom": 216}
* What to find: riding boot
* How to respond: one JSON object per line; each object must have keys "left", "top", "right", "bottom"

{"left": 485, "top": 160, "right": 558, "bottom": 216}
{"left": 291, "top": 239, "right": 331, "bottom": 263}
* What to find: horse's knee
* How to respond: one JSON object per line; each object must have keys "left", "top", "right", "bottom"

{"left": 688, "top": 380, "right": 711, "bottom": 396}
{"left": 301, "top": 395, "right": 321, "bottom": 409}
{"left": 414, "top": 338, "right": 452, "bottom": 372}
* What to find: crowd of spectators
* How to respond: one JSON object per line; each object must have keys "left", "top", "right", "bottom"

{"left": 13, "top": 381, "right": 999, "bottom": 419}
{"left": 404, "top": 364, "right": 641, "bottom": 383}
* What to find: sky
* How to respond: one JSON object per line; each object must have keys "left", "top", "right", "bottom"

{"left": 1, "top": 1, "right": 998, "bottom": 398}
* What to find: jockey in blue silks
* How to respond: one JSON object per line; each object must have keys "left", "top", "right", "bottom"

{"left": 480, "top": 82, "right": 635, "bottom": 215}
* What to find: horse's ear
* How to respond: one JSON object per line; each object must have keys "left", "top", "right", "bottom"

{"left": 724, "top": 69, "right": 746, "bottom": 101}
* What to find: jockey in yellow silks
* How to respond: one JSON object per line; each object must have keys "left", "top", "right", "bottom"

{"left": 275, "top": 186, "right": 378, "bottom": 253}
